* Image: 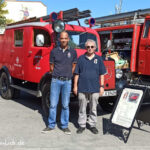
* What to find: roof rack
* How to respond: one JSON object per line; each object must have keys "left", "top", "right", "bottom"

{"left": 85, "top": 8, "right": 150, "bottom": 26}
{"left": 62, "top": 8, "right": 91, "bottom": 22}
{"left": 7, "top": 8, "right": 91, "bottom": 26}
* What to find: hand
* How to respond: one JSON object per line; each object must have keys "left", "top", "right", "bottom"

{"left": 99, "top": 87, "right": 104, "bottom": 96}
{"left": 73, "top": 86, "right": 78, "bottom": 95}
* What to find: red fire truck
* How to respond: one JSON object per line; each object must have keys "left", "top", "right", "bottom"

{"left": 0, "top": 8, "right": 116, "bottom": 115}
{"left": 85, "top": 8, "right": 150, "bottom": 111}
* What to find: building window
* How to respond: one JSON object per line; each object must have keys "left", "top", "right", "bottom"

{"left": 14, "top": 30, "right": 23, "bottom": 47}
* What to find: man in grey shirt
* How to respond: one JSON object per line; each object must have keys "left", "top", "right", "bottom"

{"left": 74, "top": 39, "right": 106, "bottom": 134}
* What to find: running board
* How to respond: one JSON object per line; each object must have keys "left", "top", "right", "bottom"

{"left": 10, "top": 85, "right": 42, "bottom": 97}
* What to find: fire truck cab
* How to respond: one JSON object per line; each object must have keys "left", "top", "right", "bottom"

{"left": 0, "top": 8, "right": 116, "bottom": 115}
{"left": 85, "top": 8, "right": 150, "bottom": 111}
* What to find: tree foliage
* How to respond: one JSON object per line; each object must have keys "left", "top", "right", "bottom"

{"left": 0, "top": 0, "right": 13, "bottom": 26}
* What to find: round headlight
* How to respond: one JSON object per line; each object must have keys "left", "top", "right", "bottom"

{"left": 52, "top": 20, "right": 65, "bottom": 33}
{"left": 116, "top": 69, "right": 123, "bottom": 79}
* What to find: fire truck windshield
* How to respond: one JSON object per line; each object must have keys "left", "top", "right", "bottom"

{"left": 57, "top": 31, "right": 98, "bottom": 51}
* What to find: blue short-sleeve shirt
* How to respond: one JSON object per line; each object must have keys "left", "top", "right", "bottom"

{"left": 50, "top": 47, "right": 77, "bottom": 78}
{"left": 74, "top": 54, "right": 106, "bottom": 93}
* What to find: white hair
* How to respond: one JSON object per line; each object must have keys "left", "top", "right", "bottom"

{"left": 85, "top": 39, "right": 97, "bottom": 48}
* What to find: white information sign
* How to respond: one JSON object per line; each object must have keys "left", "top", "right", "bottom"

{"left": 112, "top": 88, "right": 143, "bottom": 128}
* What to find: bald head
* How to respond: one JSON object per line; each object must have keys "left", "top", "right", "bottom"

{"left": 59, "top": 31, "right": 70, "bottom": 49}
{"left": 60, "top": 31, "right": 69, "bottom": 38}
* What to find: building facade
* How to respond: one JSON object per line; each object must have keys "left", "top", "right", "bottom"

{"left": 4, "top": 0, "right": 47, "bottom": 22}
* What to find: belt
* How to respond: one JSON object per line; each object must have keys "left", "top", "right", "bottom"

{"left": 53, "top": 76, "right": 71, "bottom": 81}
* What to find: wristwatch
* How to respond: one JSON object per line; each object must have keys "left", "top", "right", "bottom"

{"left": 100, "top": 85, "right": 104, "bottom": 88}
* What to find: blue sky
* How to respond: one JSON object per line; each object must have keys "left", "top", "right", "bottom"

{"left": 19, "top": 0, "right": 150, "bottom": 25}
{"left": 22, "top": 0, "right": 150, "bottom": 16}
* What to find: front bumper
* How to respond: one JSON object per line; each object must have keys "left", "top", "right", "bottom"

{"left": 100, "top": 90, "right": 117, "bottom": 97}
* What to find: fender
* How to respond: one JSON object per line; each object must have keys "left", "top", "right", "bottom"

{"left": 0, "top": 66, "right": 12, "bottom": 85}
{"left": 38, "top": 72, "right": 52, "bottom": 91}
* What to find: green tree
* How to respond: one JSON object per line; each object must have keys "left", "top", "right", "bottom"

{"left": 0, "top": 0, "right": 8, "bottom": 26}
{"left": 0, "top": 0, "right": 13, "bottom": 26}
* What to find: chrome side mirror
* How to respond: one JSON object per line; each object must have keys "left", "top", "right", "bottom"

{"left": 36, "top": 34, "right": 44, "bottom": 46}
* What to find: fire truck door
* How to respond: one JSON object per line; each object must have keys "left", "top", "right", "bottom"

{"left": 12, "top": 29, "right": 24, "bottom": 80}
{"left": 24, "top": 28, "right": 52, "bottom": 83}
{"left": 138, "top": 19, "right": 150, "bottom": 75}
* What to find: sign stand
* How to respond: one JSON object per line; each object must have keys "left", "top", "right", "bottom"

{"left": 103, "top": 85, "right": 148, "bottom": 143}
{"left": 103, "top": 118, "right": 132, "bottom": 143}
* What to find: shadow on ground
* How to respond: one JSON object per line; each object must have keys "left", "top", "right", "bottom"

{"left": 0, "top": 92, "right": 111, "bottom": 129}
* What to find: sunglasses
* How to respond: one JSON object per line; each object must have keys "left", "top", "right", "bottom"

{"left": 86, "top": 46, "right": 95, "bottom": 49}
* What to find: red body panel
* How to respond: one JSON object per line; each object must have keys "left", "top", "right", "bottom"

{"left": 138, "top": 18, "right": 150, "bottom": 75}
{"left": 1, "top": 23, "right": 110, "bottom": 85}
{"left": 130, "top": 25, "right": 141, "bottom": 72}
{"left": 103, "top": 60, "right": 115, "bottom": 90}
{"left": 96, "top": 16, "right": 150, "bottom": 80}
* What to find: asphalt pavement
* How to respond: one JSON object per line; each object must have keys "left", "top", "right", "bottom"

{"left": 0, "top": 92, "right": 150, "bottom": 150}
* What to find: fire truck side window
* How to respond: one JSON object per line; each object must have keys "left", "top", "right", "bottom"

{"left": 68, "top": 31, "right": 98, "bottom": 51}
{"left": 33, "top": 29, "right": 51, "bottom": 47}
{"left": 143, "top": 20, "right": 150, "bottom": 38}
{"left": 99, "top": 31, "right": 110, "bottom": 52}
{"left": 14, "top": 30, "right": 23, "bottom": 47}
{"left": 56, "top": 31, "right": 98, "bottom": 51}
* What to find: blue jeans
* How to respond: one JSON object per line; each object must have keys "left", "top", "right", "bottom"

{"left": 48, "top": 78, "right": 71, "bottom": 129}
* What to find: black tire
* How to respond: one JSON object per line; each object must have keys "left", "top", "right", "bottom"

{"left": 99, "top": 97, "right": 116, "bottom": 113}
{"left": 41, "top": 82, "right": 61, "bottom": 121}
{"left": 12, "top": 89, "right": 20, "bottom": 99}
{"left": 41, "top": 83, "right": 50, "bottom": 117}
{"left": 0, "top": 72, "right": 14, "bottom": 99}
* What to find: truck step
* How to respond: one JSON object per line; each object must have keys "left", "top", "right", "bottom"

{"left": 10, "top": 85, "right": 42, "bottom": 97}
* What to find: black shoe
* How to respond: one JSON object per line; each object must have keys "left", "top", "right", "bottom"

{"left": 90, "top": 127, "right": 99, "bottom": 134}
{"left": 41, "top": 127, "right": 54, "bottom": 134}
{"left": 61, "top": 127, "right": 71, "bottom": 135}
{"left": 76, "top": 127, "right": 85, "bottom": 134}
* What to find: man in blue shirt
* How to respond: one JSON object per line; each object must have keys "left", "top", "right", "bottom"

{"left": 73, "top": 39, "right": 106, "bottom": 134}
{"left": 42, "top": 31, "right": 77, "bottom": 135}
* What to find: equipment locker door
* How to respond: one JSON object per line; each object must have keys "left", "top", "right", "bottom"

{"left": 138, "top": 19, "right": 150, "bottom": 75}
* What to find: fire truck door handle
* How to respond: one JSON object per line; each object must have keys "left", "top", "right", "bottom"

{"left": 146, "top": 45, "right": 150, "bottom": 49}
{"left": 10, "top": 50, "right": 14, "bottom": 53}
{"left": 28, "top": 51, "right": 32, "bottom": 54}
{"left": 139, "top": 60, "right": 144, "bottom": 64}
